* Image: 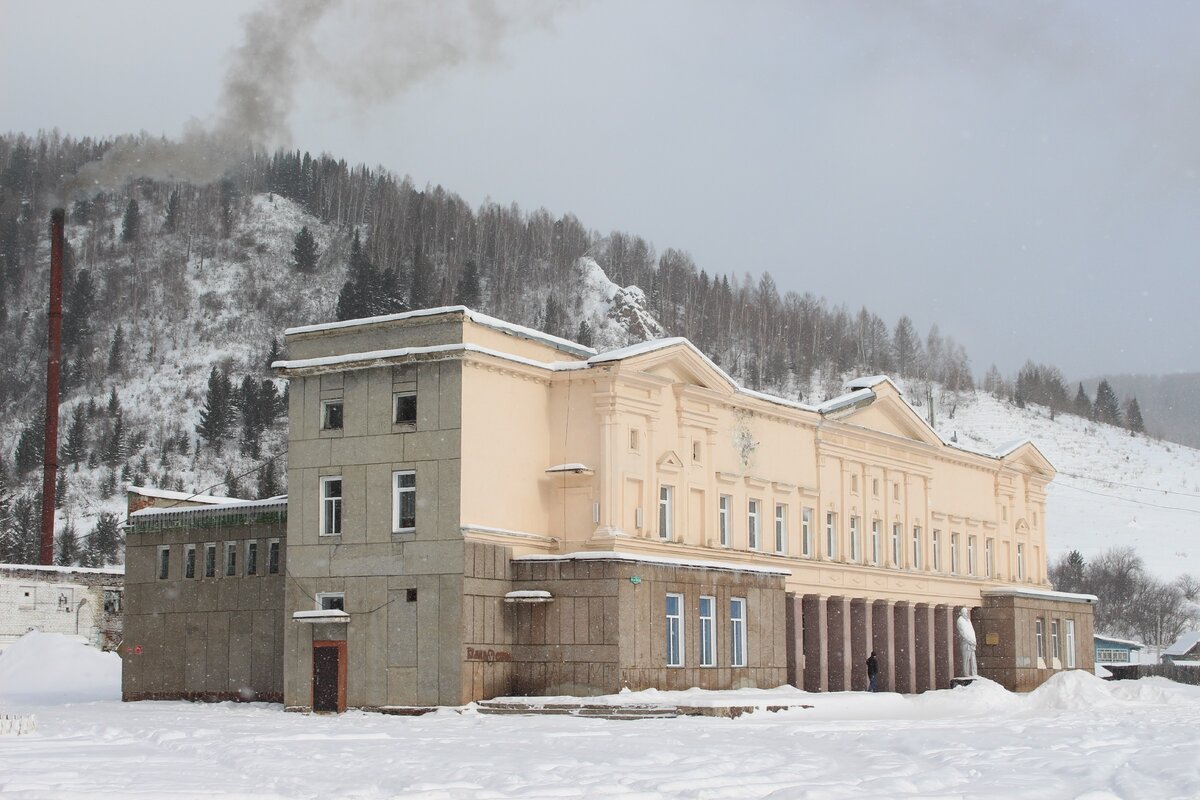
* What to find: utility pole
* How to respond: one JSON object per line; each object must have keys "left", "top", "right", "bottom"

{"left": 39, "top": 208, "right": 65, "bottom": 565}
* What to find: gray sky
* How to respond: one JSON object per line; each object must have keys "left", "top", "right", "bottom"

{"left": 3, "top": 0, "right": 1198, "bottom": 378}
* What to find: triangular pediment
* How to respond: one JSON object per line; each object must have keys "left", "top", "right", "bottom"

{"left": 657, "top": 450, "right": 684, "bottom": 471}
{"left": 618, "top": 342, "right": 739, "bottom": 394}
{"left": 832, "top": 391, "right": 944, "bottom": 447}
{"left": 999, "top": 441, "right": 1056, "bottom": 476}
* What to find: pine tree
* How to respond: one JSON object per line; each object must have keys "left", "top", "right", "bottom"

{"left": 54, "top": 470, "right": 66, "bottom": 508}
{"left": 1124, "top": 396, "right": 1145, "bottom": 434}
{"left": 335, "top": 231, "right": 372, "bottom": 321}
{"left": 196, "top": 366, "right": 232, "bottom": 450}
{"left": 103, "top": 408, "right": 125, "bottom": 468}
{"left": 1093, "top": 379, "right": 1122, "bottom": 426}
{"left": 291, "top": 226, "right": 319, "bottom": 272}
{"left": 408, "top": 243, "right": 435, "bottom": 310}
{"left": 892, "top": 316, "right": 922, "bottom": 380}
{"left": 224, "top": 468, "right": 243, "bottom": 499}
{"left": 108, "top": 324, "right": 126, "bottom": 375}
{"left": 454, "top": 260, "right": 482, "bottom": 309}
{"left": 239, "top": 375, "right": 262, "bottom": 458}
{"left": 163, "top": 189, "right": 181, "bottom": 233}
{"left": 62, "top": 269, "right": 96, "bottom": 353}
{"left": 266, "top": 337, "right": 281, "bottom": 373}
{"left": 62, "top": 404, "right": 88, "bottom": 467}
{"left": 256, "top": 459, "right": 281, "bottom": 499}
{"left": 107, "top": 387, "right": 121, "bottom": 417}
{"left": 85, "top": 512, "right": 122, "bottom": 566}
{"left": 55, "top": 520, "right": 80, "bottom": 566}
{"left": 1073, "top": 383, "right": 1093, "bottom": 419}
{"left": 14, "top": 424, "right": 42, "bottom": 475}
{"left": 576, "top": 319, "right": 594, "bottom": 348}
{"left": 121, "top": 198, "right": 140, "bottom": 243}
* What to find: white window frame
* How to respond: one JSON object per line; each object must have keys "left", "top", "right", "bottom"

{"left": 775, "top": 504, "right": 787, "bottom": 554}
{"left": 1066, "top": 620, "right": 1076, "bottom": 668}
{"left": 316, "top": 592, "right": 345, "bottom": 611}
{"left": 950, "top": 533, "right": 960, "bottom": 575}
{"left": 699, "top": 595, "right": 716, "bottom": 667}
{"left": 225, "top": 542, "right": 237, "bottom": 577}
{"left": 985, "top": 538, "right": 995, "bottom": 578}
{"left": 268, "top": 538, "right": 281, "bottom": 575}
{"left": 967, "top": 535, "right": 977, "bottom": 576}
{"left": 245, "top": 540, "right": 258, "bottom": 576}
{"left": 393, "top": 470, "right": 416, "bottom": 532}
{"left": 730, "top": 597, "right": 747, "bottom": 667}
{"left": 320, "top": 399, "right": 344, "bottom": 431}
{"left": 891, "top": 523, "right": 902, "bottom": 568}
{"left": 665, "top": 592, "right": 684, "bottom": 667}
{"left": 871, "top": 519, "right": 880, "bottom": 565}
{"left": 320, "top": 476, "right": 343, "bottom": 536}
{"left": 1017, "top": 544, "right": 1026, "bottom": 580}
{"left": 849, "top": 516, "right": 859, "bottom": 562}
{"left": 1035, "top": 617, "right": 1045, "bottom": 662}
{"left": 747, "top": 499, "right": 761, "bottom": 550}
{"left": 911, "top": 526, "right": 922, "bottom": 570}
{"left": 659, "top": 485, "right": 674, "bottom": 541}
{"left": 802, "top": 508, "right": 812, "bottom": 557}
{"left": 204, "top": 542, "right": 217, "bottom": 578}
{"left": 826, "top": 512, "right": 837, "bottom": 560}
{"left": 185, "top": 543, "right": 196, "bottom": 579}
{"left": 718, "top": 494, "right": 731, "bottom": 547}
{"left": 932, "top": 530, "right": 941, "bottom": 572}
{"left": 393, "top": 390, "right": 417, "bottom": 425}
{"left": 157, "top": 546, "right": 170, "bottom": 580}
{"left": 1051, "top": 619, "right": 1061, "bottom": 663}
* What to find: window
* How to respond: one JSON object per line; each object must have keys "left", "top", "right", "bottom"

{"left": 103, "top": 589, "right": 122, "bottom": 614}
{"left": 225, "top": 542, "right": 237, "bottom": 577}
{"left": 748, "top": 500, "right": 761, "bottom": 550}
{"left": 891, "top": 523, "right": 902, "bottom": 567}
{"left": 665, "top": 593, "right": 684, "bottom": 667}
{"left": 185, "top": 544, "right": 196, "bottom": 579}
{"left": 1051, "top": 619, "right": 1060, "bottom": 663}
{"left": 718, "top": 495, "right": 731, "bottom": 547}
{"left": 825, "top": 512, "right": 837, "bottom": 559}
{"left": 871, "top": 520, "right": 880, "bottom": 565}
{"left": 157, "top": 546, "right": 170, "bottom": 580}
{"left": 393, "top": 470, "right": 416, "bottom": 531}
{"left": 1017, "top": 544, "right": 1026, "bottom": 580}
{"left": 985, "top": 539, "right": 995, "bottom": 578}
{"left": 246, "top": 540, "right": 258, "bottom": 576}
{"left": 699, "top": 595, "right": 715, "bottom": 667}
{"left": 321, "top": 400, "right": 343, "bottom": 431}
{"left": 730, "top": 597, "right": 747, "bottom": 667}
{"left": 911, "top": 526, "right": 922, "bottom": 570}
{"left": 320, "top": 477, "right": 343, "bottom": 536}
{"left": 1097, "top": 647, "right": 1128, "bottom": 663}
{"left": 317, "top": 592, "right": 345, "bottom": 611}
{"left": 1066, "top": 620, "right": 1077, "bottom": 668}
{"left": 268, "top": 539, "right": 280, "bottom": 575}
{"left": 775, "top": 504, "right": 787, "bottom": 553}
{"left": 849, "top": 516, "right": 859, "bottom": 562}
{"left": 658, "top": 485, "right": 674, "bottom": 540}
{"left": 932, "top": 531, "right": 941, "bottom": 572}
{"left": 204, "top": 543, "right": 217, "bottom": 578}
{"left": 629, "top": 428, "right": 640, "bottom": 451}
{"left": 393, "top": 391, "right": 417, "bottom": 425}
{"left": 1035, "top": 617, "right": 1045, "bottom": 661}
{"left": 802, "top": 508, "right": 813, "bottom": 557}
{"left": 967, "top": 535, "right": 977, "bottom": 576}
{"left": 950, "top": 533, "right": 960, "bottom": 574}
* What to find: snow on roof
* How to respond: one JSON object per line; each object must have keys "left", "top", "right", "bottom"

{"left": 981, "top": 586, "right": 1098, "bottom": 604}
{"left": 283, "top": 306, "right": 597, "bottom": 358}
{"left": 1093, "top": 634, "right": 1145, "bottom": 649}
{"left": 816, "top": 387, "right": 876, "bottom": 415}
{"left": 126, "top": 485, "right": 230, "bottom": 505}
{"left": 1164, "top": 630, "right": 1200, "bottom": 656}
{"left": 273, "top": 342, "right": 587, "bottom": 375}
{"left": 0, "top": 562, "right": 124, "bottom": 576}
{"left": 545, "top": 463, "right": 593, "bottom": 474}
{"left": 514, "top": 551, "right": 791, "bottom": 576}
{"left": 130, "top": 495, "right": 287, "bottom": 520}
{"left": 844, "top": 375, "right": 892, "bottom": 391}
{"left": 292, "top": 609, "right": 350, "bottom": 622}
{"left": 504, "top": 590, "right": 553, "bottom": 603}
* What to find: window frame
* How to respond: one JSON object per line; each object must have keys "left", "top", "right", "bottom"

{"left": 316, "top": 592, "right": 345, "bottom": 612}
{"left": 204, "top": 542, "right": 217, "bottom": 578}
{"left": 1050, "top": 619, "right": 1060, "bottom": 662}
{"left": 268, "top": 538, "right": 281, "bottom": 575}
{"left": 392, "top": 469, "right": 417, "bottom": 532}
{"left": 1035, "top": 616, "right": 1045, "bottom": 661}
{"left": 967, "top": 535, "right": 977, "bottom": 576}
{"left": 320, "top": 476, "right": 343, "bottom": 537}
{"left": 774, "top": 503, "right": 787, "bottom": 554}
{"left": 891, "top": 523, "right": 902, "bottom": 568}
{"left": 718, "top": 494, "right": 731, "bottom": 547}
{"left": 1017, "top": 543, "right": 1026, "bottom": 580}
{"left": 245, "top": 540, "right": 258, "bottom": 576}
{"left": 1066, "top": 620, "right": 1077, "bottom": 668}
{"left": 157, "top": 545, "right": 170, "bottom": 580}
{"left": 185, "top": 543, "right": 196, "bottom": 579}
{"left": 871, "top": 519, "right": 880, "bottom": 565}
{"left": 699, "top": 595, "right": 716, "bottom": 667}
{"left": 985, "top": 538, "right": 995, "bottom": 578}
{"left": 730, "top": 597, "right": 747, "bottom": 668}
{"left": 911, "top": 525, "right": 922, "bottom": 570}
{"left": 747, "top": 499, "right": 761, "bottom": 550}
{"left": 392, "top": 390, "right": 417, "bottom": 426}
{"left": 320, "top": 399, "right": 344, "bottom": 431}
{"left": 950, "top": 532, "right": 960, "bottom": 575}
{"left": 665, "top": 592, "right": 684, "bottom": 667}
{"left": 658, "top": 484, "right": 674, "bottom": 541}
{"left": 801, "top": 508, "right": 812, "bottom": 557}
{"left": 825, "top": 512, "right": 837, "bottom": 560}
{"left": 932, "top": 530, "right": 941, "bottom": 572}
{"left": 224, "top": 542, "right": 237, "bottom": 577}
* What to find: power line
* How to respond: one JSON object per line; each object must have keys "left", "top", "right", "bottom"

{"left": 1054, "top": 480, "right": 1200, "bottom": 516}
{"left": 1054, "top": 469, "right": 1200, "bottom": 500}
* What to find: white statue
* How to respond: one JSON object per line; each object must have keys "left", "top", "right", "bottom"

{"left": 956, "top": 608, "right": 978, "bottom": 677}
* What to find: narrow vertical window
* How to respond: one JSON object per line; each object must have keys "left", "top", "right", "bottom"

{"left": 268, "top": 539, "right": 281, "bottom": 575}
{"left": 320, "top": 476, "right": 343, "bottom": 536}
{"left": 932, "top": 530, "right": 941, "bottom": 572}
{"left": 699, "top": 595, "right": 715, "bottom": 667}
{"left": 157, "top": 546, "right": 170, "bottom": 580}
{"left": 747, "top": 500, "right": 761, "bottom": 550}
{"left": 185, "top": 544, "right": 196, "bottom": 579}
{"left": 775, "top": 504, "right": 787, "bottom": 554}
{"left": 849, "top": 516, "right": 859, "bottom": 562}
{"left": 967, "top": 535, "right": 977, "bottom": 576}
{"left": 730, "top": 597, "right": 747, "bottom": 667}
{"left": 911, "top": 526, "right": 922, "bottom": 570}
{"left": 204, "top": 543, "right": 216, "bottom": 578}
{"left": 826, "top": 512, "right": 837, "bottom": 560}
{"left": 246, "top": 540, "right": 258, "bottom": 576}
{"left": 629, "top": 428, "right": 640, "bottom": 451}
{"left": 985, "top": 538, "right": 995, "bottom": 578}
{"left": 224, "top": 542, "right": 237, "bottom": 577}
{"left": 1017, "top": 544, "right": 1026, "bottom": 580}
{"left": 1051, "top": 619, "right": 1060, "bottom": 662}
{"left": 871, "top": 520, "right": 880, "bottom": 565}
{"left": 692, "top": 440, "right": 702, "bottom": 463}
{"left": 659, "top": 485, "right": 674, "bottom": 540}
{"left": 951, "top": 533, "right": 960, "bottom": 574}
{"left": 801, "top": 508, "right": 812, "bottom": 557}
{"left": 393, "top": 470, "right": 416, "bottom": 531}
{"left": 718, "top": 494, "right": 731, "bottom": 547}
{"left": 665, "top": 593, "right": 684, "bottom": 667}
{"left": 393, "top": 391, "right": 417, "bottom": 424}
{"left": 872, "top": 478, "right": 879, "bottom": 497}
{"left": 1066, "top": 620, "right": 1076, "bottom": 668}
{"left": 1035, "top": 617, "right": 1045, "bottom": 661}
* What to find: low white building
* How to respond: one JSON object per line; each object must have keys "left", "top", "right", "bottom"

{"left": 0, "top": 564, "right": 124, "bottom": 653}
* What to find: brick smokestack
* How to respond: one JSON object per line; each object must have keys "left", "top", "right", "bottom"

{"left": 40, "top": 208, "right": 65, "bottom": 565}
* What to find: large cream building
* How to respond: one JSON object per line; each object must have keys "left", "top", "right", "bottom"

{"left": 122, "top": 306, "right": 1093, "bottom": 712}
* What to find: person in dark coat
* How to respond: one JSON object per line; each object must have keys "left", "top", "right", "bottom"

{"left": 866, "top": 651, "right": 879, "bottom": 692}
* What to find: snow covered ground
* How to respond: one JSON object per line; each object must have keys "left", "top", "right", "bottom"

{"left": 2, "top": 634, "right": 1199, "bottom": 799}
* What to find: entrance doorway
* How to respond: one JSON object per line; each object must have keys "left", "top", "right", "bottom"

{"left": 312, "top": 641, "right": 346, "bottom": 712}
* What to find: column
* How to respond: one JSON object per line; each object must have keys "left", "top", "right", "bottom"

{"left": 850, "top": 598, "right": 874, "bottom": 691}
{"left": 827, "top": 596, "right": 852, "bottom": 691}
{"left": 934, "top": 604, "right": 954, "bottom": 689}
{"left": 784, "top": 594, "right": 805, "bottom": 688}
{"left": 802, "top": 594, "right": 828, "bottom": 692}
{"left": 871, "top": 599, "right": 895, "bottom": 692}
{"left": 892, "top": 601, "right": 916, "bottom": 694}
{"left": 914, "top": 603, "right": 935, "bottom": 693}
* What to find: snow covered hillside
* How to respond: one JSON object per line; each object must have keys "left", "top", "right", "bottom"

{"left": 907, "top": 384, "right": 1200, "bottom": 581}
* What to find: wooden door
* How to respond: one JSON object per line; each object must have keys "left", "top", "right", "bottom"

{"left": 312, "top": 641, "right": 346, "bottom": 712}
